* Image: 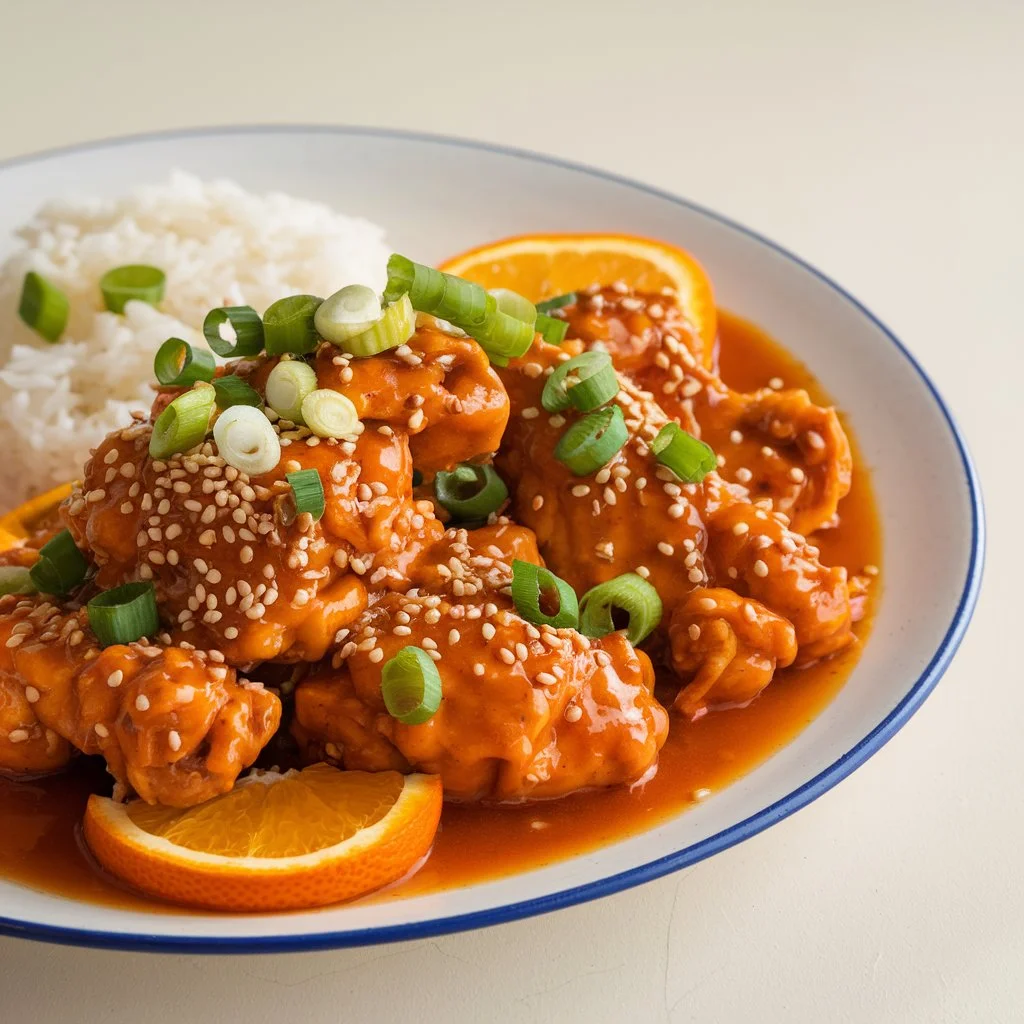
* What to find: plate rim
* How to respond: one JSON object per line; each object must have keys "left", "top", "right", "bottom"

{"left": 0, "top": 124, "right": 985, "bottom": 954}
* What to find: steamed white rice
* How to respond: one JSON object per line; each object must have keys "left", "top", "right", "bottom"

{"left": 0, "top": 172, "right": 389, "bottom": 505}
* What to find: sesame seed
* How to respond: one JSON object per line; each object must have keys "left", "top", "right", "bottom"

{"left": 24, "top": 685, "right": 40, "bottom": 703}
{"left": 697, "top": 597, "right": 717, "bottom": 611}
{"left": 688, "top": 624, "right": 701, "bottom": 641}
{"left": 424, "top": 609, "right": 441, "bottom": 625}
{"left": 473, "top": 663, "right": 485, "bottom": 676}
{"left": 571, "top": 484, "right": 591, "bottom": 498}
{"left": 515, "top": 642, "right": 529, "bottom": 661}
{"left": 864, "top": 564, "right": 880, "bottom": 576}
{"left": 393, "top": 625, "right": 412, "bottom": 636}
{"left": 199, "top": 529, "right": 216, "bottom": 546}
{"left": 448, "top": 629, "right": 461, "bottom": 645}
{"left": 497, "top": 647, "right": 516, "bottom": 665}
{"left": 521, "top": 407, "right": 540, "bottom": 420}
{"left": 135, "top": 694, "right": 150, "bottom": 711}
{"left": 224, "top": 626, "right": 239, "bottom": 640}
{"left": 668, "top": 504, "right": 685, "bottom": 519}
{"left": 107, "top": 670, "right": 123, "bottom": 688}
{"left": 657, "top": 541, "right": 675, "bottom": 556}
{"left": 753, "top": 559, "right": 769, "bottom": 577}
{"left": 531, "top": 495, "right": 544, "bottom": 511}
{"left": 482, "top": 623, "right": 496, "bottom": 640}
{"left": 789, "top": 467, "right": 806, "bottom": 483}
{"left": 7, "top": 729, "right": 29, "bottom": 744}
{"left": 743, "top": 602, "right": 758, "bottom": 623}
{"left": 168, "top": 730, "right": 182, "bottom": 752}
{"left": 768, "top": 377, "right": 784, "bottom": 390}
{"left": 5, "top": 634, "right": 24, "bottom": 648}
{"left": 729, "top": 430, "right": 744, "bottom": 444}
{"left": 688, "top": 567, "right": 704, "bottom": 583}
{"left": 408, "top": 409, "right": 425, "bottom": 430}
{"left": 761, "top": 446, "right": 775, "bottom": 458}
{"left": 368, "top": 648, "right": 384, "bottom": 663}
{"left": 732, "top": 522, "right": 750, "bottom": 536}
{"left": 635, "top": 565, "right": 651, "bottom": 578}
{"left": 94, "top": 723, "right": 109, "bottom": 738}
{"left": 564, "top": 705, "right": 583, "bottom": 723}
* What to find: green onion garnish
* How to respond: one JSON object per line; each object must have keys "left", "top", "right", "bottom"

{"left": 213, "top": 375, "right": 263, "bottom": 409}
{"left": 535, "top": 313, "right": 569, "bottom": 345}
{"left": 650, "top": 422, "right": 717, "bottom": 483}
{"left": 18, "top": 271, "right": 69, "bottom": 343}
{"left": 489, "top": 288, "right": 537, "bottom": 327}
{"left": 29, "top": 529, "right": 89, "bottom": 596}
{"left": 87, "top": 582, "right": 159, "bottom": 647}
{"left": 578, "top": 573, "right": 663, "bottom": 645}
{"left": 149, "top": 384, "right": 216, "bottom": 460}
{"left": 286, "top": 469, "right": 325, "bottom": 521}
{"left": 510, "top": 559, "right": 579, "bottom": 630}
{"left": 203, "top": 305, "right": 265, "bottom": 358}
{"left": 0, "top": 566, "right": 36, "bottom": 597}
{"left": 265, "top": 359, "right": 318, "bottom": 424}
{"left": 433, "top": 463, "right": 508, "bottom": 521}
{"left": 541, "top": 351, "right": 618, "bottom": 413}
{"left": 384, "top": 255, "right": 492, "bottom": 328}
{"left": 314, "top": 285, "right": 382, "bottom": 344}
{"left": 154, "top": 337, "right": 216, "bottom": 387}
{"left": 263, "top": 294, "right": 323, "bottom": 356}
{"left": 553, "top": 405, "right": 628, "bottom": 476}
{"left": 381, "top": 646, "right": 443, "bottom": 725}
{"left": 334, "top": 294, "right": 416, "bottom": 358}
{"left": 213, "top": 404, "right": 281, "bottom": 476}
{"left": 475, "top": 307, "right": 536, "bottom": 362}
{"left": 301, "top": 389, "right": 361, "bottom": 440}
{"left": 99, "top": 265, "right": 166, "bottom": 314}
{"left": 535, "top": 293, "right": 577, "bottom": 314}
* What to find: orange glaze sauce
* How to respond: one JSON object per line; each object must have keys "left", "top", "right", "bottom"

{"left": 0, "top": 311, "right": 880, "bottom": 911}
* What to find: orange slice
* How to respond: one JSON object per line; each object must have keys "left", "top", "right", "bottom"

{"left": 0, "top": 483, "right": 71, "bottom": 546}
{"left": 84, "top": 764, "right": 443, "bottom": 912}
{"left": 439, "top": 232, "right": 718, "bottom": 355}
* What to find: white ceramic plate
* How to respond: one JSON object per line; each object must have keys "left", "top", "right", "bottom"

{"left": 0, "top": 127, "right": 983, "bottom": 952}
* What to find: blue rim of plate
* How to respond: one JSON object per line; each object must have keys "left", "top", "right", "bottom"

{"left": 0, "top": 125, "right": 985, "bottom": 954}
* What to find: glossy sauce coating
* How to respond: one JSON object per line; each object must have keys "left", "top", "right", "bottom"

{"left": 0, "top": 312, "right": 880, "bottom": 909}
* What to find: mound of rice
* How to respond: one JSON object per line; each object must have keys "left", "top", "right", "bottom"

{"left": 0, "top": 172, "right": 389, "bottom": 505}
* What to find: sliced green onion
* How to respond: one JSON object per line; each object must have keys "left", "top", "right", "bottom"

{"left": 314, "top": 285, "right": 382, "bottom": 344}
{"left": 334, "top": 294, "right": 415, "bottom": 358}
{"left": 553, "top": 405, "right": 628, "bottom": 476}
{"left": 286, "top": 469, "right": 326, "bottom": 521}
{"left": 263, "top": 294, "right": 323, "bottom": 356}
{"left": 474, "top": 307, "right": 535, "bottom": 362}
{"left": 650, "top": 422, "right": 717, "bottom": 483}
{"left": 384, "top": 255, "right": 492, "bottom": 328}
{"left": 213, "top": 375, "right": 263, "bottom": 409}
{"left": 18, "top": 271, "right": 69, "bottom": 343}
{"left": 149, "top": 384, "right": 216, "bottom": 460}
{"left": 301, "top": 389, "right": 361, "bottom": 440}
{"left": 433, "top": 463, "right": 508, "bottom": 521}
{"left": 99, "top": 265, "right": 165, "bottom": 314}
{"left": 510, "top": 560, "right": 579, "bottom": 630}
{"left": 381, "top": 646, "right": 443, "bottom": 725}
{"left": 535, "top": 292, "right": 577, "bottom": 314}
{"left": 535, "top": 313, "right": 569, "bottom": 345}
{"left": 87, "top": 582, "right": 159, "bottom": 647}
{"left": 203, "top": 306, "right": 264, "bottom": 358}
{"left": 578, "top": 573, "right": 663, "bottom": 645}
{"left": 265, "top": 359, "right": 318, "bottom": 423}
{"left": 213, "top": 404, "right": 281, "bottom": 476}
{"left": 0, "top": 566, "right": 35, "bottom": 597}
{"left": 154, "top": 337, "right": 216, "bottom": 387}
{"left": 541, "top": 351, "right": 617, "bottom": 413}
{"left": 489, "top": 288, "right": 536, "bottom": 326}
{"left": 29, "top": 529, "right": 89, "bottom": 596}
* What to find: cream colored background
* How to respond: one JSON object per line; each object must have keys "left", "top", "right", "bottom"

{"left": 0, "top": 1, "right": 1020, "bottom": 1021}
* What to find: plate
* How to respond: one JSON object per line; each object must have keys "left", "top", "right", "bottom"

{"left": 0, "top": 126, "right": 983, "bottom": 952}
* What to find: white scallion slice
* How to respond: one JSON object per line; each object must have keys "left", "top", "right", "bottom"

{"left": 301, "top": 390, "right": 362, "bottom": 440}
{"left": 314, "top": 285, "right": 382, "bottom": 344}
{"left": 213, "top": 405, "right": 281, "bottom": 477}
{"left": 265, "top": 360, "right": 318, "bottom": 424}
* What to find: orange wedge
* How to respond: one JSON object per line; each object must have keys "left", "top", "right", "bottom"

{"left": 0, "top": 483, "right": 71, "bottom": 546}
{"left": 84, "top": 764, "right": 443, "bottom": 912}
{"left": 439, "top": 232, "right": 718, "bottom": 355}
